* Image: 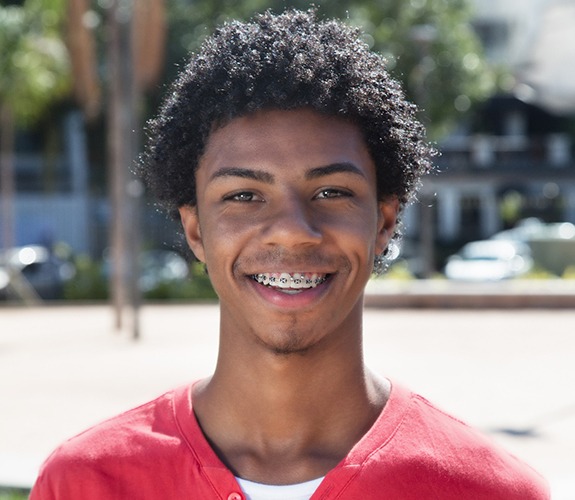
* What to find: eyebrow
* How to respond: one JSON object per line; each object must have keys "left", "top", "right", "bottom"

{"left": 305, "top": 162, "right": 367, "bottom": 180}
{"left": 209, "top": 162, "right": 366, "bottom": 184}
{"left": 209, "top": 167, "right": 274, "bottom": 184}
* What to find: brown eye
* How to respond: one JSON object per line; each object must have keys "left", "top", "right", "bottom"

{"left": 315, "top": 188, "right": 352, "bottom": 199}
{"left": 224, "top": 191, "right": 263, "bottom": 202}
{"left": 234, "top": 192, "right": 254, "bottom": 201}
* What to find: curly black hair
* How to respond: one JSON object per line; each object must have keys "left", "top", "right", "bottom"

{"left": 139, "top": 9, "right": 433, "bottom": 221}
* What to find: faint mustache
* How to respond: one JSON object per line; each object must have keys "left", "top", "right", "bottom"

{"left": 235, "top": 249, "right": 350, "bottom": 272}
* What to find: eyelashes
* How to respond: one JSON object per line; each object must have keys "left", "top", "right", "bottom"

{"left": 222, "top": 188, "right": 353, "bottom": 203}
{"left": 315, "top": 188, "right": 353, "bottom": 199}
{"left": 222, "top": 191, "right": 264, "bottom": 202}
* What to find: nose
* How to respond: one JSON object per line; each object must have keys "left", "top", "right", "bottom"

{"left": 261, "top": 195, "right": 322, "bottom": 248}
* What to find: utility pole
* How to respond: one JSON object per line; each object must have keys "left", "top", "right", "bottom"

{"left": 104, "top": 0, "right": 165, "bottom": 339}
{"left": 410, "top": 24, "right": 437, "bottom": 278}
{"left": 106, "top": 0, "right": 141, "bottom": 339}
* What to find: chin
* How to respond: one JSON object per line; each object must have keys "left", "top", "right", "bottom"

{"left": 269, "top": 344, "right": 314, "bottom": 357}
{"left": 254, "top": 325, "right": 321, "bottom": 357}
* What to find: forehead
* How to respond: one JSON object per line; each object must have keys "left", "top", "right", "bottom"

{"left": 198, "top": 108, "right": 376, "bottom": 180}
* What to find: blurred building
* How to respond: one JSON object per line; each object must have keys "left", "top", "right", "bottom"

{"left": 3, "top": 0, "right": 575, "bottom": 266}
{"left": 1, "top": 109, "right": 180, "bottom": 257}
{"left": 402, "top": 0, "right": 575, "bottom": 258}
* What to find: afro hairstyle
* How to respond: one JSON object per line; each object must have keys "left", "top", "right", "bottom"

{"left": 139, "top": 9, "right": 434, "bottom": 222}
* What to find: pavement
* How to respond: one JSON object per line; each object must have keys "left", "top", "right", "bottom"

{"left": 1, "top": 300, "right": 574, "bottom": 498}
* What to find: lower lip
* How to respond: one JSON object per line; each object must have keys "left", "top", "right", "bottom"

{"left": 248, "top": 277, "right": 330, "bottom": 309}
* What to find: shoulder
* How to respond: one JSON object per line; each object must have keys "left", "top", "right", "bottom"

{"left": 51, "top": 388, "right": 179, "bottom": 459}
{"left": 353, "top": 383, "right": 549, "bottom": 499}
{"left": 30, "top": 387, "right": 194, "bottom": 499}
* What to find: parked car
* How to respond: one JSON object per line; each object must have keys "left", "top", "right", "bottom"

{"left": 138, "top": 249, "right": 190, "bottom": 292}
{"left": 444, "top": 240, "right": 533, "bottom": 281}
{"left": 0, "top": 245, "right": 76, "bottom": 300}
{"left": 492, "top": 217, "right": 575, "bottom": 243}
{"left": 101, "top": 248, "right": 190, "bottom": 293}
{"left": 491, "top": 218, "right": 575, "bottom": 275}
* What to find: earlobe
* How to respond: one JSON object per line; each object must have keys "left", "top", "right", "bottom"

{"left": 178, "top": 205, "right": 206, "bottom": 263}
{"left": 376, "top": 198, "right": 400, "bottom": 255}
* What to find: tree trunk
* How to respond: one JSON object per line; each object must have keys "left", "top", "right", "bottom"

{"left": 107, "top": 0, "right": 141, "bottom": 339}
{"left": 67, "top": 0, "right": 101, "bottom": 120}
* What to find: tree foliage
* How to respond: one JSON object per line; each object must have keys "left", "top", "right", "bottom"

{"left": 0, "top": 0, "right": 70, "bottom": 125}
{"left": 346, "top": 0, "right": 494, "bottom": 138}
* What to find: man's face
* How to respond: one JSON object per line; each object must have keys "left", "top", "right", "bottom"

{"left": 180, "top": 108, "right": 398, "bottom": 355}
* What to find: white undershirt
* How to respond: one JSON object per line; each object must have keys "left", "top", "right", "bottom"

{"left": 235, "top": 476, "right": 325, "bottom": 500}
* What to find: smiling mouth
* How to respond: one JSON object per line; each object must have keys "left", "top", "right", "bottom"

{"left": 251, "top": 272, "right": 329, "bottom": 294}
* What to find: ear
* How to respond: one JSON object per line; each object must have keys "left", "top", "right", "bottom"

{"left": 375, "top": 197, "right": 400, "bottom": 255}
{"left": 178, "top": 205, "right": 206, "bottom": 263}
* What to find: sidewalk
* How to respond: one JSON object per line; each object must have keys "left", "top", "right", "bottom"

{"left": 1, "top": 303, "right": 574, "bottom": 497}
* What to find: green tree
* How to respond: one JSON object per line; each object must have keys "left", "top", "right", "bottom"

{"left": 0, "top": 0, "right": 70, "bottom": 123}
{"left": 163, "top": 0, "right": 495, "bottom": 139}
{"left": 0, "top": 0, "right": 70, "bottom": 250}
{"left": 344, "top": 0, "right": 495, "bottom": 138}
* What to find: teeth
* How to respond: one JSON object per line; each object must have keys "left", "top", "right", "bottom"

{"left": 252, "top": 272, "right": 328, "bottom": 289}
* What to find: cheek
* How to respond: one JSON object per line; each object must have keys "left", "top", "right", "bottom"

{"left": 331, "top": 203, "right": 380, "bottom": 239}
{"left": 199, "top": 216, "right": 252, "bottom": 265}
{"left": 324, "top": 212, "right": 380, "bottom": 265}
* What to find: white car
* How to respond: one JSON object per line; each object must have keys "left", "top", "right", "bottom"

{"left": 444, "top": 240, "right": 533, "bottom": 281}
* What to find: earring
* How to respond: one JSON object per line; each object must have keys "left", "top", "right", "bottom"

{"left": 373, "top": 241, "right": 399, "bottom": 275}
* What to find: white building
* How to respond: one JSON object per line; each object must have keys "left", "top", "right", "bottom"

{"left": 407, "top": 0, "right": 575, "bottom": 257}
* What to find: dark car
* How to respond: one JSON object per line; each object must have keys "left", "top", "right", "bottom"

{"left": 0, "top": 245, "right": 75, "bottom": 300}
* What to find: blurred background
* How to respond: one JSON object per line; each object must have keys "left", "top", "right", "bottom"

{"left": 1, "top": 0, "right": 575, "bottom": 316}
{"left": 1, "top": 1, "right": 575, "bottom": 498}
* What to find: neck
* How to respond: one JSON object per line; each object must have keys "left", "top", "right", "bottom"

{"left": 208, "top": 300, "right": 371, "bottom": 422}
{"left": 191, "top": 307, "right": 389, "bottom": 484}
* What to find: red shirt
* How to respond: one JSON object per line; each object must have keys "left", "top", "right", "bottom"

{"left": 30, "top": 382, "right": 549, "bottom": 499}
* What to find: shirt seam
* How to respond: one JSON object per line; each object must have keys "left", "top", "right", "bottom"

{"left": 171, "top": 386, "right": 231, "bottom": 500}
{"left": 319, "top": 392, "right": 416, "bottom": 499}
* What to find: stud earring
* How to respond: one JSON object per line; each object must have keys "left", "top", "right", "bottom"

{"left": 373, "top": 241, "right": 399, "bottom": 275}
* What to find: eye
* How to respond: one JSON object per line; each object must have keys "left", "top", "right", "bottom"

{"left": 223, "top": 191, "right": 263, "bottom": 202}
{"left": 315, "top": 188, "right": 352, "bottom": 199}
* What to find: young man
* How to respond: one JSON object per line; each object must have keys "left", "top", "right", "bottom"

{"left": 31, "top": 10, "right": 548, "bottom": 499}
